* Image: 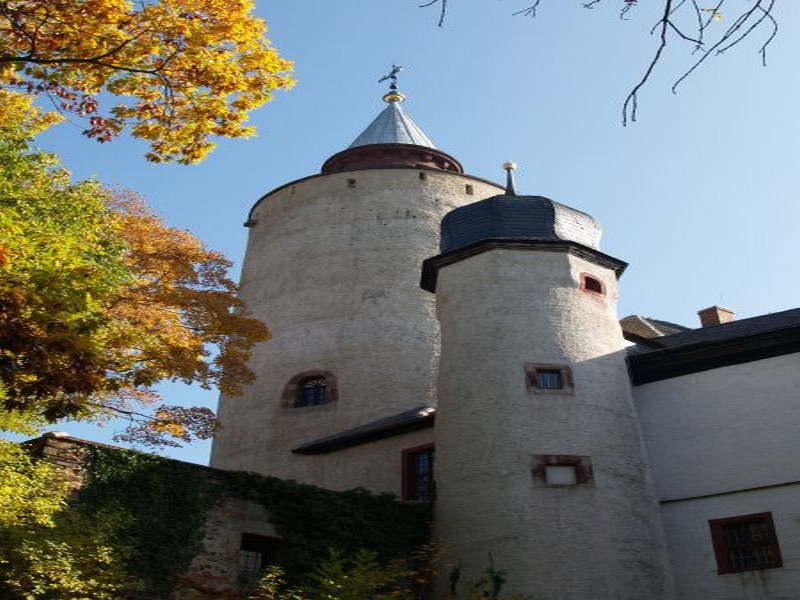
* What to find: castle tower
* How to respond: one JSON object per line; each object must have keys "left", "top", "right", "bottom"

{"left": 421, "top": 166, "right": 675, "bottom": 598}
{"left": 210, "top": 84, "right": 503, "bottom": 492}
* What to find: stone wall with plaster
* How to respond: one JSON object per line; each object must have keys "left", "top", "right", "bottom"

{"left": 635, "top": 354, "right": 800, "bottom": 599}
{"left": 211, "top": 168, "right": 501, "bottom": 487}
{"left": 433, "top": 249, "right": 675, "bottom": 599}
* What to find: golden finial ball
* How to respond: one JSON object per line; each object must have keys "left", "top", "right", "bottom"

{"left": 503, "top": 161, "right": 517, "bottom": 171}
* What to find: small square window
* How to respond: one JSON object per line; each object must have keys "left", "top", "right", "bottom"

{"left": 525, "top": 364, "right": 574, "bottom": 394}
{"left": 709, "top": 513, "right": 783, "bottom": 574}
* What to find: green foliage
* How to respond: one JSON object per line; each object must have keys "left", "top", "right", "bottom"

{"left": 0, "top": 440, "right": 135, "bottom": 599}
{"left": 1, "top": 442, "right": 430, "bottom": 598}
{"left": 0, "top": 510, "right": 135, "bottom": 600}
{"left": 0, "top": 125, "right": 130, "bottom": 419}
{"left": 225, "top": 471, "right": 431, "bottom": 583}
{"left": 0, "top": 440, "right": 65, "bottom": 529}
{"left": 78, "top": 445, "right": 224, "bottom": 597}
{"left": 467, "top": 556, "right": 508, "bottom": 600}
{"left": 248, "top": 550, "right": 422, "bottom": 600}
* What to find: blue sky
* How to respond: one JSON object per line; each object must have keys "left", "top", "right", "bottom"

{"left": 24, "top": 1, "right": 800, "bottom": 464}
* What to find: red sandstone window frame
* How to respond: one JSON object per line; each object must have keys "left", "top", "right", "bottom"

{"left": 708, "top": 512, "right": 783, "bottom": 574}
{"left": 580, "top": 272, "right": 605, "bottom": 296}
{"left": 402, "top": 443, "right": 435, "bottom": 502}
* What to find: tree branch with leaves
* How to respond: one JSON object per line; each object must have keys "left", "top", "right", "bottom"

{"left": 0, "top": 94, "right": 269, "bottom": 447}
{"left": 0, "top": 0, "right": 294, "bottom": 163}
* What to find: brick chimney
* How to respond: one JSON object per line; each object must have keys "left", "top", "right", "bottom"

{"left": 697, "top": 306, "right": 735, "bottom": 327}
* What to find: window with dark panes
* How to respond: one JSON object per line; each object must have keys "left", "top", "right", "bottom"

{"left": 536, "top": 369, "right": 564, "bottom": 390}
{"left": 403, "top": 445, "right": 435, "bottom": 501}
{"left": 297, "top": 376, "right": 327, "bottom": 407}
{"left": 525, "top": 364, "right": 573, "bottom": 394}
{"left": 238, "top": 533, "right": 281, "bottom": 572}
{"left": 709, "top": 512, "right": 783, "bottom": 574}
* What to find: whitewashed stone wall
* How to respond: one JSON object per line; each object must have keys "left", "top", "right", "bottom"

{"left": 211, "top": 168, "right": 500, "bottom": 489}
{"left": 433, "top": 249, "right": 675, "bottom": 599}
{"left": 635, "top": 353, "right": 800, "bottom": 599}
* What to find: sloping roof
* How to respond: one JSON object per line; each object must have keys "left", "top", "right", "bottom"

{"left": 628, "top": 308, "right": 800, "bottom": 383}
{"left": 292, "top": 405, "right": 435, "bottom": 455}
{"left": 620, "top": 315, "right": 690, "bottom": 340}
{"left": 645, "top": 308, "right": 800, "bottom": 348}
{"left": 348, "top": 101, "right": 435, "bottom": 149}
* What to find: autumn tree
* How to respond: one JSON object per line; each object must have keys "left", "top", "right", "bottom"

{"left": 0, "top": 0, "right": 294, "bottom": 163}
{"left": 422, "top": 0, "right": 778, "bottom": 123}
{"left": 0, "top": 95, "right": 268, "bottom": 446}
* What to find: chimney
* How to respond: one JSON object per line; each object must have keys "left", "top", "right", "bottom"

{"left": 697, "top": 306, "right": 735, "bottom": 327}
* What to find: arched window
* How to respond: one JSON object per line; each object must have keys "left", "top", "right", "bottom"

{"left": 281, "top": 370, "right": 338, "bottom": 408}
{"left": 297, "top": 376, "right": 327, "bottom": 407}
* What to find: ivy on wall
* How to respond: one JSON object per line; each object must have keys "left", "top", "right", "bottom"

{"left": 224, "top": 471, "right": 431, "bottom": 581}
{"left": 78, "top": 446, "right": 431, "bottom": 595}
{"left": 79, "top": 446, "right": 224, "bottom": 597}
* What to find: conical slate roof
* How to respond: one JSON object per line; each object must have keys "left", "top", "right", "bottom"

{"left": 348, "top": 101, "right": 436, "bottom": 149}
{"left": 321, "top": 91, "right": 462, "bottom": 174}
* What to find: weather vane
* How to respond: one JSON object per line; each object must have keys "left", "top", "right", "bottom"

{"left": 378, "top": 65, "right": 405, "bottom": 103}
{"left": 378, "top": 64, "right": 403, "bottom": 90}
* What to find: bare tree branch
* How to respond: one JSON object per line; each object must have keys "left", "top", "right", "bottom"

{"left": 417, "top": 1, "right": 781, "bottom": 125}
{"left": 622, "top": 0, "right": 672, "bottom": 125}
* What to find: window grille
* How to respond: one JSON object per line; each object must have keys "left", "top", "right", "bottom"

{"left": 297, "top": 376, "right": 327, "bottom": 407}
{"left": 709, "top": 513, "right": 783, "bottom": 574}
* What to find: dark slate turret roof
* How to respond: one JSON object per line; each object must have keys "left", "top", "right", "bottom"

{"left": 440, "top": 194, "right": 602, "bottom": 254}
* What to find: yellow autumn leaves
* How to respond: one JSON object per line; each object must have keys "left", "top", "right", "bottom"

{"left": 0, "top": 0, "right": 294, "bottom": 163}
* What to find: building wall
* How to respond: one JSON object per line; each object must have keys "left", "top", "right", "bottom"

{"left": 211, "top": 168, "right": 501, "bottom": 486}
{"left": 635, "top": 353, "right": 800, "bottom": 599}
{"left": 433, "top": 249, "right": 674, "bottom": 599}
{"left": 660, "top": 485, "right": 800, "bottom": 600}
{"left": 175, "top": 498, "right": 279, "bottom": 600}
{"left": 282, "top": 428, "right": 434, "bottom": 496}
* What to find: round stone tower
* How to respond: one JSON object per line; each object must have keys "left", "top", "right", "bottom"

{"left": 422, "top": 167, "right": 675, "bottom": 599}
{"left": 210, "top": 88, "right": 503, "bottom": 492}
